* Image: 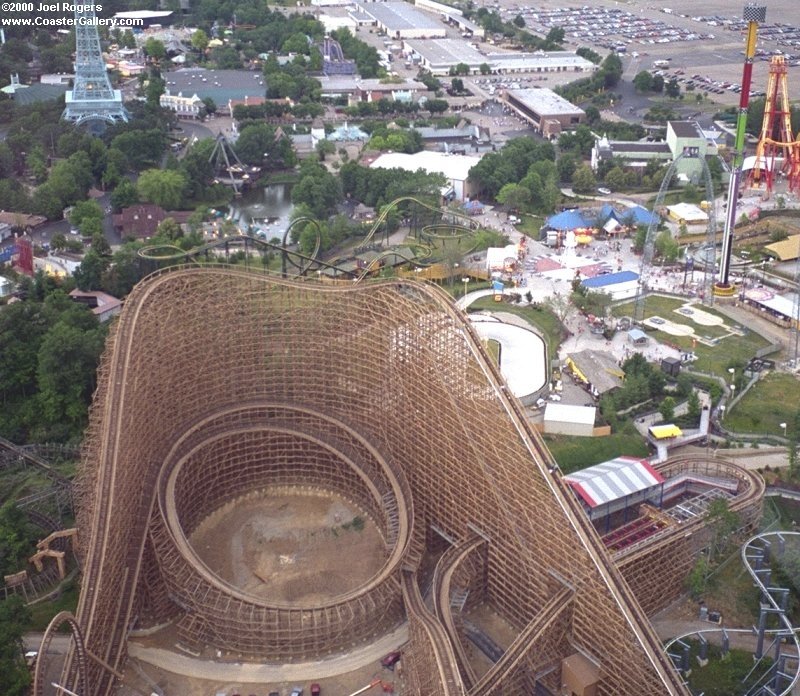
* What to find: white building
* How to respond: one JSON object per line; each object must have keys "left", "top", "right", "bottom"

{"left": 357, "top": 2, "right": 446, "bottom": 39}
{"left": 543, "top": 403, "right": 597, "bottom": 437}
{"left": 403, "top": 39, "right": 596, "bottom": 76}
{"left": 369, "top": 151, "right": 482, "bottom": 201}
{"left": 160, "top": 90, "right": 204, "bottom": 119}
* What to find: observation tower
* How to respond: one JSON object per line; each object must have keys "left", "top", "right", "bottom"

{"left": 62, "top": 6, "right": 129, "bottom": 130}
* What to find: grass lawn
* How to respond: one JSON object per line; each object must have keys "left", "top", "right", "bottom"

{"left": 485, "top": 338, "right": 501, "bottom": 367}
{"left": 515, "top": 214, "right": 545, "bottom": 239}
{"left": 686, "top": 642, "right": 772, "bottom": 696}
{"left": 543, "top": 422, "right": 650, "bottom": 474}
{"left": 27, "top": 578, "right": 79, "bottom": 631}
{"left": 467, "top": 297, "right": 566, "bottom": 365}
{"left": 613, "top": 296, "right": 771, "bottom": 378}
{"left": 726, "top": 372, "right": 800, "bottom": 437}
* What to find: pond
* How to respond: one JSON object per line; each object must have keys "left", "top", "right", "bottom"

{"left": 226, "top": 183, "right": 294, "bottom": 241}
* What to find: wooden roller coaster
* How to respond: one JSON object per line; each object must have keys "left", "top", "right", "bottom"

{"left": 51, "top": 266, "right": 764, "bottom": 695}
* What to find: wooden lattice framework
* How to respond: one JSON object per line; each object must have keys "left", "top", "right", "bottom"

{"left": 67, "top": 266, "right": 700, "bottom": 695}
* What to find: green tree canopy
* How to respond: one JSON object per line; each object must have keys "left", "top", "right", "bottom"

{"left": 136, "top": 169, "right": 187, "bottom": 210}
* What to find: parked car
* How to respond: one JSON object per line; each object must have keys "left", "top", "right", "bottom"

{"left": 290, "top": 688, "right": 304, "bottom": 696}
{"left": 597, "top": 187, "right": 612, "bottom": 195}
{"left": 381, "top": 651, "right": 402, "bottom": 670}
{"left": 311, "top": 685, "right": 321, "bottom": 696}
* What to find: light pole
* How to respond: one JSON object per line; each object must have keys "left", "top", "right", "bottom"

{"left": 781, "top": 422, "right": 788, "bottom": 438}
{"left": 462, "top": 276, "right": 470, "bottom": 298}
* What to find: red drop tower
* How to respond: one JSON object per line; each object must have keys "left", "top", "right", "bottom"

{"left": 748, "top": 55, "right": 800, "bottom": 196}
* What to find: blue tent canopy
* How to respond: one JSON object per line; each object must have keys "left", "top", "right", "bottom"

{"left": 618, "top": 205, "right": 660, "bottom": 226}
{"left": 545, "top": 209, "right": 591, "bottom": 230}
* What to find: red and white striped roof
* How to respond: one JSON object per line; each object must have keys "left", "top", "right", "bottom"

{"left": 564, "top": 456, "right": 664, "bottom": 509}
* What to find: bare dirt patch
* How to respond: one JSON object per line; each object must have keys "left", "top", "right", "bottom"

{"left": 189, "top": 489, "right": 388, "bottom": 603}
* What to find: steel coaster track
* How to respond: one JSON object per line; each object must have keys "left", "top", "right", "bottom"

{"left": 663, "top": 531, "right": 800, "bottom": 696}
{"left": 138, "top": 196, "right": 479, "bottom": 281}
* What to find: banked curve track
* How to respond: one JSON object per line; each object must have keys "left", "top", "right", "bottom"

{"left": 60, "top": 266, "right": 690, "bottom": 696}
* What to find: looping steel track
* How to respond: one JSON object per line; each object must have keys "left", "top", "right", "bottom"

{"left": 137, "top": 196, "right": 478, "bottom": 281}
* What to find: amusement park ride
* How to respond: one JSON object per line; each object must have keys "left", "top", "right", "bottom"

{"left": 209, "top": 134, "right": 261, "bottom": 196}
{"left": 716, "top": 4, "right": 800, "bottom": 297}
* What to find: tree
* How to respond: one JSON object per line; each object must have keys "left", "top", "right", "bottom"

{"left": 665, "top": 77, "right": 680, "bottom": 99}
{"left": 604, "top": 166, "right": 625, "bottom": 191}
{"left": 546, "top": 291, "right": 571, "bottom": 322}
{"left": 633, "top": 70, "right": 653, "bottom": 92}
{"left": 191, "top": 28, "right": 209, "bottom": 54}
{"left": 70, "top": 199, "right": 103, "bottom": 229}
{"left": 450, "top": 77, "right": 464, "bottom": 94}
{"left": 136, "top": 169, "right": 187, "bottom": 210}
{"left": 654, "top": 229, "right": 679, "bottom": 263}
{"left": 0, "top": 595, "right": 32, "bottom": 696}
{"left": 155, "top": 217, "right": 182, "bottom": 240}
{"left": 513, "top": 14, "right": 525, "bottom": 27}
{"left": 291, "top": 162, "right": 342, "bottom": 219}
{"left": 788, "top": 409, "right": 800, "bottom": 478}
{"left": 79, "top": 217, "right": 103, "bottom": 239}
{"left": 73, "top": 249, "right": 108, "bottom": 292}
{"left": 687, "top": 555, "right": 709, "bottom": 599}
{"left": 426, "top": 99, "right": 449, "bottom": 114}
{"left": 315, "top": 139, "right": 336, "bottom": 162}
{"left": 707, "top": 498, "right": 740, "bottom": 560}
{"left": 36, "top": 312, "right": 105, "bottom": 434}
{"left": 0, "top": 503, "right": 39, "bottom": 577}
{"left": 479, "top": 63, "right": 491, "bottom": 75}
{"left": 557, "top": 153, "right": 577, "bottom": 183}
{"left": 111, "top": 179, "right": 138, "bottom": 211}
{"left": 571, "top": 165, "right": 596, "bottom": 194}
{"left": 659, "top": 396, "right": 675, "bottom": 422}
{"left": 144, "top": 38, "right": 166, "bottom": 62}
{"left": 91, "top": 232, "right": 111, "bottom": 257}
{"left": 496, "top": 182, "right": 531, "bottom": 211}
{"left": 687, "top": 390, "right": 701, "bottom": 422}
{"left": 201, "top": 97, "right": 217, "bottom": 115}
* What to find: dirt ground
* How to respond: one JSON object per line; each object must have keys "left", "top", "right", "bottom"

{"left": 189, "top": 490, "right": 387, "bottom": 603}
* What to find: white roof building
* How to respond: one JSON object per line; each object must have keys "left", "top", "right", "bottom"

{"left": 543, "top": 403, "right": 597, "bottom": 437}
{"left": 402, "top": 39, "right": 596, "bottom": 76}
{"left": 666, "top": 202, "right": 708, "bottom": 225}
{"left": 358, "top": 2, "right": 446, "bottom": 39}
{"left": 369, "top": 151, "right": 481, "bottom": 201}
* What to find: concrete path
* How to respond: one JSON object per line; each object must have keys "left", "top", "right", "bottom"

{"left": 468, "top": 315, "right": 547, "bottom": 398}
{"left": 127, "top": 624, "right": 409, "bottom": 684}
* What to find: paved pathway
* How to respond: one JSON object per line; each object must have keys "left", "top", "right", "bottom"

{"left": 126, "top": 624, "right": 409, "bottom": 684}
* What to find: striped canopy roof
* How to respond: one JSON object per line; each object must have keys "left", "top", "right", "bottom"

{"left": 564, "top": 456, "right": 664, "bottom": 508}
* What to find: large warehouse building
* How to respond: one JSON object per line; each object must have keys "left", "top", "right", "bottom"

{"left": 503, "top": 87, "right": 585, "bottom": 138}
{"left": 356, "top": 1, "right": 446, "bottom": 39}
{"left": 403, "top": 39, "right": 597, "bottom": 77}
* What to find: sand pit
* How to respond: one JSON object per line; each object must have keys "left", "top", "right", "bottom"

{"left": 190, "top": 490, "right": 387, "bottom": 604}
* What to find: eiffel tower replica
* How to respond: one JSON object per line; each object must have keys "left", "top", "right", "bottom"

{"left": 62, "top": 5, "right": 129, "bottom": 130}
